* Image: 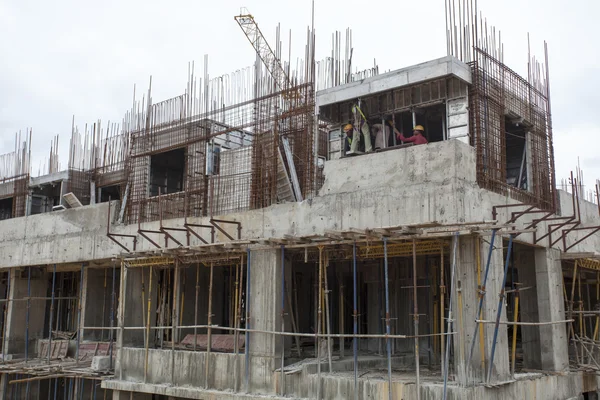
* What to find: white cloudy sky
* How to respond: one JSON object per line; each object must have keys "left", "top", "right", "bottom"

{"left": 1, "top": 0, "right": 599, "bottom": 194}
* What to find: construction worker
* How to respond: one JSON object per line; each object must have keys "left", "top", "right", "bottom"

{"left": 392, "top": 124, "right": 428, "bottom": 145}
{"left": 342, "top": 124, "right": 354, "bottom": 153}
{"left": 371, "top": 123, "right": 390, "bottom": 150}
{"left": 348, "top": 104, "right": 373, "bottom": 154}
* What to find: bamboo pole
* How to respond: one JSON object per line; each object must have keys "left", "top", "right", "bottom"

{"left": 194, "top": 264, "right": 200, "bottom": 352}
{"left": 510, "top": 286, "right": 520, "bottom": 376}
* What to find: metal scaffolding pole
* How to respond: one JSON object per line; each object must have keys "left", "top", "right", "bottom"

{"left": 383, "top": 238, "right": 393, "bottom": 400}
{"left": 353, "top": 241, "right": 358, "bottom": 400}
{"left": 443, "top": 233, "right": 459, "bottom": 400}
{"left": 47, "top": 265, "right": 57, "bottom": 364}
{"left": 25, "top": 267, "right": 31, "bottom": 363}
{"left": 245, "top": 248, "right": 251, "bottom": 392}
{"left": 487, "top": 234, "right": 514, "bottom": 382}
{"left": 75, "top": 264, "right": 84, "bottom": 366}
{"left": 280, "top": 245, "right": 285, "bottom": 396}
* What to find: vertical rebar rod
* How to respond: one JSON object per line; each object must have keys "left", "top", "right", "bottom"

{"left": 353, "top": 242, "right": 358, "bottom": 400}
{"left": 25, "top": 266, "right": 31, "bottom": 363}
{"left": 412, "top": 240, "right": 421, "bottom": 400}
{"left": 47, "top": 265, "right": 57, "bottom": 364}
{"left": 75, "top": 264, "right": 84, "bottom": 366}
{"left": 383, "top": 238, "right": 392, "bottom": 400}
{"left": 280, "top": 245, "right": 285, "bottom": 396}
{"left": 487, "top": 234, "right": 514, "bottom": 382}
{"left": 205, "top": 262, "right": 214, "bottom": 388}
{"left": 245, "top": 248, "right": 251, "bottom": 392}
{"left": 443, "top": 233, "right": 459, "bottom": 400}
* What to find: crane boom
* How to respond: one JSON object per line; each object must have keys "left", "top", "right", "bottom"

{"left": 234, "top": 10, "right": 294, "bottom": 97}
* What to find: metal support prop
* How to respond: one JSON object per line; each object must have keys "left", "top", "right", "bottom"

{"left": 486, "top": 234, "right": 514, "bottom": 383}
{"left": 205, "top": 262, "right": 214, "bottom": 388}
{"left": 353, "top": 242, "right": 359, "bottom": 400}
{"left": 280, "top": 245, "right": 286, "bottom": 396}
{"left": 25, "top": 267, "right": 31, "bottom": 363}
{"left": 109, "top": 261, "right": 116, "bottom": 370}
{"left": 510, "top": 286, "right": 520, "bottom": 376}
{"left": 440, "top": 245, "right": 445, "bottom": 370}
{"left": 324, "top": 253, "right": 333, "bottom": 372}
{"left": 194, "top": 264, "right": 200, "bottom": 352}
{"left": 383, "top": 238, "right": 393, "bottom": 400}
{"left": 442, "top": 233, "right": 459, "bottom": 400}
{"left": 143, "top": 266, "right": 153, "bottom": 383}
{"left": 75, "top": 264, "right": 85, "bottom": 365}
{"left": 412, "top": 239, "right": 421, "bottom": 400}
{"left": 47, "top": 265, "right": 57, "bottom": 364}
{"left": 316, "top": 246, "right": 324, "bottom": 400}
{"left": 467, "top": 230, "right": 497, "bottom": 371}
{"left": 171, "top": 261, "right": 180, "bottom": 384}
{"left": 245, "top": 249, "right": 251, "bottom": 392}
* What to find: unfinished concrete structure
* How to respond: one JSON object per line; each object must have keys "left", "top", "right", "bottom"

{"left": 1, "top": 4, "right": 600, "bottom": 400}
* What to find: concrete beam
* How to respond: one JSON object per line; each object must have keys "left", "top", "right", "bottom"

{"left": 316, "top": 56, "right": 472, "bottom": 108}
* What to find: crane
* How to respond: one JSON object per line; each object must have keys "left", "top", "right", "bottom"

{"left": 234, "top": 8, "right": 298, "bottom": 101}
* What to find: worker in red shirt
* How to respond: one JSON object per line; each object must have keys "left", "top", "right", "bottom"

{"left": 391, "top": 124, "right": 428, "bottom": 145}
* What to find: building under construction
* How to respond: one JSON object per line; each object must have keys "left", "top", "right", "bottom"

{"left": 1, "top": 4, "right": 600, "bottom": 400}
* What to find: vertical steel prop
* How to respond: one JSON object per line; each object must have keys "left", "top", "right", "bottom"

{"left": 487, "top": 234, "right": 514, "bottom": 382}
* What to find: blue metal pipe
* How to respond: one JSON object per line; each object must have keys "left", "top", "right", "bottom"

{"left": 245, "top": 248, "right": 251, "bottom": 392}
{"left": 75, "top": 264, "right": 84, "bottom": 365}
{"left": 466, "top": 230, "right": 497, "bottom": 367}
{"left": 352, "top": 241, "right": 358, "bottom": 400}
{"left": 487, "top": 234, "right": 514, "bottom": 382}
{"left": 383, "top": 238, "right": 392, "bottom": 400}
{"left": 47, "top": 265, "right": 57, "bottom": 364}
{"left": 25, "top": 267, "right": 31, "bottom": 363}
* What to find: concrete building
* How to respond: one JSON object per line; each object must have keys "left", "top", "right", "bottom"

{"left": 1, "top": 8, "right": 600, "bottom": 400}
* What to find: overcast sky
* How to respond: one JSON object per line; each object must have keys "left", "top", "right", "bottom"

{"left": 1, "top": 0, "right": 598, "bottom": 195}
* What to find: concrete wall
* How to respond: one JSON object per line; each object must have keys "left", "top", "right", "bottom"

{"left": 0, "top": 140, "right": 598, "bottom": 272}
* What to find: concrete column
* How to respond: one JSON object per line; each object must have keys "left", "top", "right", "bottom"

{"left": 516, "top": 248, "right": 542, "bottom": 369}
{"left": 82, "top": 268, "right": 117, "bottom": 341}
{"left": 5, "top": 268, "right": 47, "bottom": 356}
{"left": 451, "top": 235, "right": 509, "bottom": 383}
{"left": 248, "top": 249, "right": 291, "bottom": 393}
{"left": 121, "top": 267, "right": 157, "bottom": 347}
{"left": 249, "top": 249, "right": 289, "bottom": 357}
{"left": 534, "top": 247, "right": 569, "bottom": 371}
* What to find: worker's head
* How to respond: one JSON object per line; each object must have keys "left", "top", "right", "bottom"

{"left": 413, "top": 125, "right": 425, "bottom": 135}
{"left": 343, "top": 124, "right": 353, "bottom": 135}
